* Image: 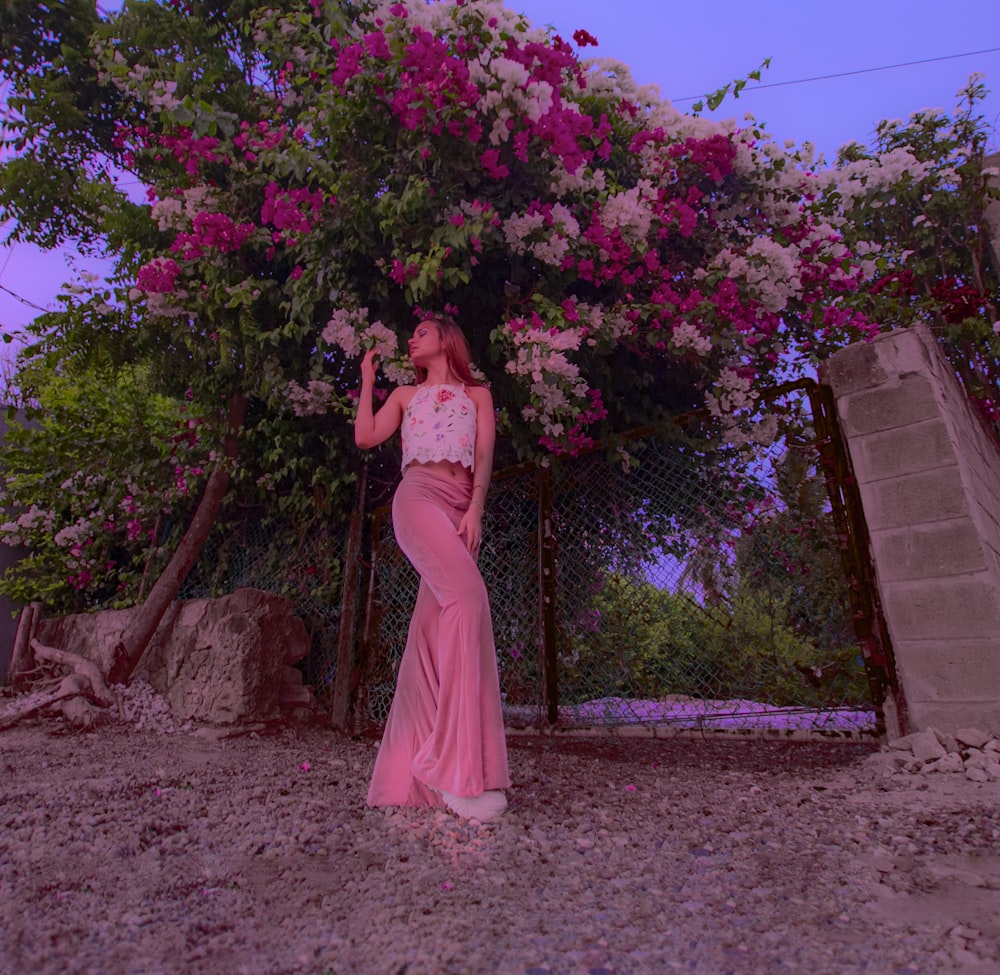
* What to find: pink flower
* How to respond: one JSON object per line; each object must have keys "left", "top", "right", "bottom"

{"left": 364, "top": 31, "right": 391, "bottom": 59}
{"left": 561, "top": 299, "right": 579, "bottom": 322}
{"left": 69, "top": 569, "right": 93, "bottom": 591}
{"left": 480, "top": 149, "right": 510, "bottom": 179}
{"left": 331, "top": 43, "right": 364, "bottom": 87}
{"left": 136, "top": 257, "right": 181, "bottom": 294}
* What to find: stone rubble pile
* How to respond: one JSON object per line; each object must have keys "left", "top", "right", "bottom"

{"left": 276, "top": 663, "right": 320, "bottom": 721}
{"left": 116, "top": 679, "right": 196, "bottom": 735}
{"left": 873, "top": 726, "right": 1000, "bottom": 781}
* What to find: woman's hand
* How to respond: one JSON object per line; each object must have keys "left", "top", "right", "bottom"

{"left": 360, "top": 348, "right": 378, "bottom": 386}
{"left": 458, "top": 504, "right": 483, "bottom": 558}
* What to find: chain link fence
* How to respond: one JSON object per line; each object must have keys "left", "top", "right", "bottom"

{"left": 175, "top": 381, "right": 886, "bottom": 737}
{"left": 360, "top": 382, "right": 884, "bottom": 737}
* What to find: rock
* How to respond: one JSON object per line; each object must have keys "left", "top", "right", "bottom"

{"left": 279, "top": 683, "right": 315, "bottom": 707}
{"left": 887, "top": 734, "right": 918, "bottom": 752}
{"left": 277, "top": 663, "right": 319, "bottom": 718}
{"left": 932, "top": 729, "right": 960, "bottom": 754}
{"left": 965, "top": 766, "right": 990, "bottom": 783}
{"left": 36, "top": 588, "right": 311, "bottom": 725}
{"left": 281, "top": 664, "right": 305, "bottom": 686}
{"left": 988, "top": 763, "right": 1000, "bottom": 781}
{"left": 923, "top": 753, "right": 963, "bottom": 774}
{"left": 954, "top": 728, "right": 991, "bottom": 749}
{"left": 963, "top": 750, "right": 990, "bottom": 771}
{"left": 985, "top": 740, "right": 1000, "bottom": 754}
{"left": 908, "top": 729, "right": 947, "bottom": 763}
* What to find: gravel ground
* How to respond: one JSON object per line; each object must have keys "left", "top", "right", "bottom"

{"left": 2, "top": 718, "right": 999, "bottom": 975}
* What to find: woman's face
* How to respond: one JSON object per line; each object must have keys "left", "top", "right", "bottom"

{"left": 408, "top": 321, "right": 443, "bottom": 364}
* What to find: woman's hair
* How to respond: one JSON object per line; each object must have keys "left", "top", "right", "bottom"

{"left": 413, "top": 313, "right": 482, "bottom": 386}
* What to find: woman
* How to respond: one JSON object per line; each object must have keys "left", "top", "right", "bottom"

{"left": 356, "top": 314, "right": 510, "bottom": 822}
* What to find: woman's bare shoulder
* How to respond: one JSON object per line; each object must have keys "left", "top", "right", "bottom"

{"left": 467, "top": 383, "right": 494, "bottom": 408}
{"left": 389, "top": 385, "right": 419, "bottom": 408}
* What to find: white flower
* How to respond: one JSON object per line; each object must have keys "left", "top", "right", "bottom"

{"left": 54, "top": 519, "right": 91, "bottom": 549}
{"left": 714, "top": 237, "right": 802, "bottom": 314}
{"left": 532, "top": 237, "right": 571, "bottom": 265}
{"left": 145, "top": 291, "right": 190, "bottom": 319}
{"left": 151, "top": 197, "right": 184, "bottom": 231}
{"left": 502, "top": 211, "right": 546, "bottom": 251}
{"left": 182, "top": 185, "right": 218, "bottom": 216}
{"left": 523, "top": 80, "right": 554, "bottom": 122}
{"left": 286, "top": 380, "right": 337, "bottom": 417}
{"left": 706, "top": 367, "right": 759, "bottom": 416}
{"left": 148, "top": 80, "right": 181, "bottom": 112}
{"left": 671, "top": 321, "right": 713, "bottom": 356}
{"left": 599, "top": 183, "right": 656, "bottom": 243}
{"left": 322, "top": 307, "right": 369, "bottom": 356}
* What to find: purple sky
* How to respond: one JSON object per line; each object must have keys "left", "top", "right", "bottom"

{"left": 518, "top": 0, "right": 1000, "bottom": 157}
{"left": 2, "top": 0, "right": 998, "bottom": 341}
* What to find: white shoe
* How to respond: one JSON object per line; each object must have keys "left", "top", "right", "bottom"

{"left": 440, "top": 789, "right": 508, "bottom": 822}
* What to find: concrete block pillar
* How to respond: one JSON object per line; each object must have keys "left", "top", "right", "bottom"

{"left": 820, "top": 325, "right": 1000, "bottom": 736}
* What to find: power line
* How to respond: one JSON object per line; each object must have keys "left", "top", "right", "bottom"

{"left": 671, "top": 47, "right": 1000, "bottom": 104}
{"left": 0, "top": 282, "right": 49, "bottom": 313}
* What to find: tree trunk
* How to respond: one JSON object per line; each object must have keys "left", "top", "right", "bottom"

{"left": 108, "top": 392, "right": 248, "bottom": 685}
{"left": 5, "top": 602, "right": 40, "bottom": 687}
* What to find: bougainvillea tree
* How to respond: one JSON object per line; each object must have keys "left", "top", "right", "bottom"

{"left": 7, "top": 0, "right": 994, "bottom": 635}
{"left": 103, "top": 0, "right": 880, "bottom": 446}
{"left": 818, "top": 76, "right": 1000, "bottom": 424}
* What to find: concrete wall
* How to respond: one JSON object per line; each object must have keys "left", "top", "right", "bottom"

{"left": 820, "top": 325, "right": 1000, "bottom": 737}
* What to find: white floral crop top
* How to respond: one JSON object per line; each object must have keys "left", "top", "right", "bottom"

{"left": 401, "top": 383, "right": 478, "bottom": 472}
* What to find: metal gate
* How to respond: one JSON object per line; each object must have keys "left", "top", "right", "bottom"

{"left": 356, "top": 379, "right": 894, "bottom": 738}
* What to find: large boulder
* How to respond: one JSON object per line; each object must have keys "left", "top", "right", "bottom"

{"left": 35, "top": 588, "right": 311, "bottom": 725}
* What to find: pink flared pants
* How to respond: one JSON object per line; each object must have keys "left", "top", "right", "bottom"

{"left": 366, "top": 466, "right": 510, "bottom": 809}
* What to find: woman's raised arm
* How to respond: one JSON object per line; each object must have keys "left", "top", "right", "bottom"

{"left": 354, "top": 349, "right": 407, "bottom": 449}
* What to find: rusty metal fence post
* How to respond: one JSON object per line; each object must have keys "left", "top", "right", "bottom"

{"left": 330, "top": 461, "right": 367, "bottom": 729}
{"left": 808, "top": 381, "right": 904, "bottom": 737}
